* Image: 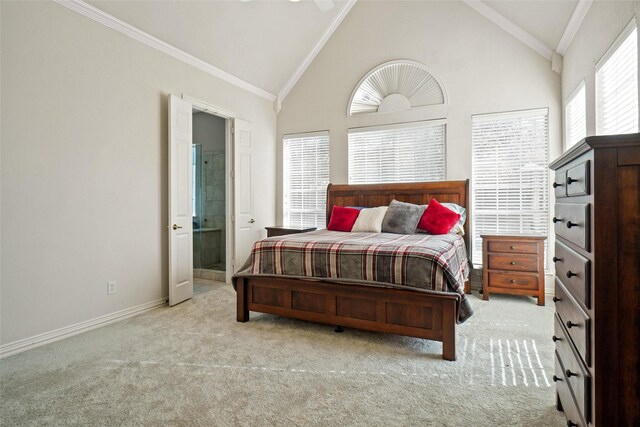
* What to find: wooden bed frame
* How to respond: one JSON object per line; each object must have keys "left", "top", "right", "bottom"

{"left": 235, "top": 180, "right": 470, "bottom": 361}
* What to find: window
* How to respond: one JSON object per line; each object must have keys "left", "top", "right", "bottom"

{"left": 565, "top": 81, "right": 586, "bottom": 149}
{"left": 472, "top": 108, "right": 549, "bottom": 268}
{"left": 348, "top": 120, "right": 446, "bottom": 184}
{"left": 596, "top": 20, "right": 638, "bottom": 135}
{"left": 283, "top": 131, "right": 330, "bottom": 228}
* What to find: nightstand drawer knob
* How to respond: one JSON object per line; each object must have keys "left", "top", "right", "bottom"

{"left": 552, "top": 375, "right": 562, "bottom": 382}
{"left": 510, "top": 245, "right": 516, "bottom": 249}
{"left": 565, "top": 369, "right": 576, "bottom": 378}
{"left": 510, "top": 261, "right": 516, "bottom": 265}
{"left": 552, "top": 182, "right": 562, "bottom": 188}
{"left": 566, "top": 270, "right": 577, "bottom": 278}
{"left": 566, "top": 221, "right": 577, "bottom": 228}
{"left": 566, "top": 320, "right": 578, "bottom": 329}
{"left": 567, "top": 177, "right": 577, "bottom": 184}
{"left": 510, "top": 279, "right": 516, "bottom": 283}
{"left": 553, "top": 256, "right": 562, "bottom": 263}
{"left": 552, "top": 335, "right": 561, "bottom": 342}
{"left": 553, "top": 296, "right": 561, "bottom": 303}
{"left": 553, "top": 217, "right": 563, "bottom": 223}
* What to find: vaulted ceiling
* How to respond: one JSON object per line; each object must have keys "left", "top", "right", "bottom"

{"left": 81, "top": 0, "right": 591, "bottom": 102}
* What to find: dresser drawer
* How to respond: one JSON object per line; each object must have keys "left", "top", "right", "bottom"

{"left": 554, "top": 241, "right": 590, "bottom": 308}
{"left": 553, "top": 170, "right": 567, "bottom": 198}
{"left": 554, "top": 352, "right": 587, "bottom": 427}
{"left": 554, "top": 203, "right": 591, "bottom": 251}
{"left": 554, "top": 314, "right": 591, "bottom": 422}
{"left": 487, "top": 254, "right": 538, "bottom": 272}
{"left": 566, "top": 160, "right": 590, "bottom": 196}
{"left": 487, "top": 240, "right": 538, "bottom": 254}
{"left": 486, "top": 272, "right": 538, "bottom": 290}
{"left": 554, "top": 280, "right": 590, "bottom": 365}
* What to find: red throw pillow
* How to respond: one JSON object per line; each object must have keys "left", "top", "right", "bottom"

{"left": 418, "top": 199, "right": 461, "bottom": 235}
{"left": 327, "top": 206, "right": 361, "bottom": 232}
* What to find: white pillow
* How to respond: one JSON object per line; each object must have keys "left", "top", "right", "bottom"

{"left": 351, "top": 206, "right": 388, "bottom": 233}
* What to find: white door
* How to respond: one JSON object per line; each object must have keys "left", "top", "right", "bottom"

{"left": 168, "top": 94, "right": 193, "bottom": 306}
{"left": 233, "top": 119, "right": 259, "bottom": 272}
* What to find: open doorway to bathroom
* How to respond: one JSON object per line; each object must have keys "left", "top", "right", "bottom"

{"left": 192, "top": 109, "right": 227, "bottom": 291}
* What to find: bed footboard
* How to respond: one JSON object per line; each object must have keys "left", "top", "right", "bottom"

{"left": 235, "top": 276, "right": 458, "bottom": 361}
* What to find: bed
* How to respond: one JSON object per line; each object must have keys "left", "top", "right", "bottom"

{"left": 233, "top": 180, "right": 472, "bottom": 360}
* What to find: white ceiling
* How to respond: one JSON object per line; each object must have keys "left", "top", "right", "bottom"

{"left": 89, "top": 0, "right": 352, "bottom": 96}
{"left": 85, "top": 0, "right": 586, "bottom": 99}
{"left": 484, "top": 0, "right": 578, "bottom": 52}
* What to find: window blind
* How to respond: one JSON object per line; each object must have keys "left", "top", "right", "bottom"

{"left": 283, "top": 131, "right": 330, "bottom": 228}
{"left": 472, "top": 108, "right": 549, "bottom": 268}
{"left": 596, "top": 22, "right": 638, "bottom": 135}
{"left": 348, "top": 120, "right": 446, "bottom": 184}
{"left": 565, "top": 82, "right": 586, "bottom": 149}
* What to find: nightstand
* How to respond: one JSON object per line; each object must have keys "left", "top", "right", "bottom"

{"left": 265, "top": 225, "right": 317, "bottom": 238}
{"left": 481, "top": 234, "right": 546, "bottom": 305}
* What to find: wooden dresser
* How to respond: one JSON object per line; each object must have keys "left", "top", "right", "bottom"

{"left": 481, "top": 234, "right": 546, "bottom": 305}
{"left": 549, "top": 133, "right": 640, "bottom": 426}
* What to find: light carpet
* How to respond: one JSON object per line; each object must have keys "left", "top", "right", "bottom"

{"left": 1, "top": 282, "right": 565, "bottom": 426}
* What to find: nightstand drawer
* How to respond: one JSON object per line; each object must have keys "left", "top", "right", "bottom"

{"left": 486, "top": 272, "right": 538, "bottom": 290}
{"left": 554, "top": 241, "right": 590, "bottom": 309}
{"left": 555, "top": 280, "right": 590, "bottom": 365}
{"left": 487, "top": 254, "right": 538, "bottom": 272}
{"left": 487, "top": 240, "right": 538, "bottom": 254}
{"left": 265, "top": 226, "right": 317, "bottom": 237}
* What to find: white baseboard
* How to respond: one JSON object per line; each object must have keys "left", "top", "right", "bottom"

{"left": 0, "top": 297, "right": 167, "bottom": 359}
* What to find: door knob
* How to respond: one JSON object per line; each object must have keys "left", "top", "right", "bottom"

{"left": 172, "top": 224, "right": 182, "bottom": 230}
{"left": 249, "top": 219, "right": 255, "bottom": 224}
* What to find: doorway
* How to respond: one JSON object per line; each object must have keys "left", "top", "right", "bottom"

{"left": 192, "top": 109, "right": 227, "bottom": 284}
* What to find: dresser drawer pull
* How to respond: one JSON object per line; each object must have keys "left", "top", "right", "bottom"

{"left": 553, "top": 217, "right": 563, "bottom": 223}
{"left": 566, "top": 270, "right": 577, "bottom": 278}
{"left": 552, "top": 335, "right": 561, "bottom": 342}
{"left": 565, "top": 369, "right": 577, "bottom": 378}
{"left": 552, "top": 256, "right": 562, "bottom": 262}
{"left": 567, "top": 420, "right": 577, "bottom": 427}
{"left": 553, "top": 296, "right": 561, "bottom": 302}
{"left": 510, "top": 279, "right": 516, "bottom": 283}
{"left": 566, "top": 320, "right": 579, "bottom": 329}
{"left": 552, "top": 375, "right": 562, "bottom": 382}
{"left": 566, "top": 221, "right": 577, "bottom": 228}
{"left": 567, "top": 177, "right": 577, "bottom": 184}
{"left": 552, "top": 182, "right": 563, "bottom": 188}
{"left": 510, "top": 261, "right": 516, "bottom": 265}
{"left": 510, "top": 245, "right": 516, "bottom": 249}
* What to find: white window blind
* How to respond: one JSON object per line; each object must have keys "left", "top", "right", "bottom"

{"left": 348, "top": 120, "right": 446, "bottom": 184}
{"left": 283, "top": 131, "right": 330, "bottom": 228}
{"left": 472, "top": 108, "right": 549, "bottom": 268}
{"left": 565, "top": 81, "right": 586, "bottom": 149}
{"left": 596, "top": 21, "right": 638, "bottom": 135}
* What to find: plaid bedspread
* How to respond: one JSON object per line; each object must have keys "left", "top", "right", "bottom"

{"left": 234, "top": 230, "right": 473, "bottom": 323}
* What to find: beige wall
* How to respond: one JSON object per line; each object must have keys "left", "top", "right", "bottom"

{"left": 276, "top": 0, "right": 562, "bottom": 224}
{"left": 0, "top": 1, "right": 276, "bottom": 346}
{"left": 561, "top": 0, "right": 640, "bottom": 149}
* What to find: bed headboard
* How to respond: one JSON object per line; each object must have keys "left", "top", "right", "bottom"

{"left": 326, "top": 180, "right": 470, "bottom": 258}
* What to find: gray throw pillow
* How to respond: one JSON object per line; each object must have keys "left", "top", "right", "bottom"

{"left": 381, "top": 200, "right": 426, "bottom": 234}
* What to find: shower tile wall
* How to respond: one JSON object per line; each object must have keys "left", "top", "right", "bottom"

{"left": 201, "top": 150, "right": 225, "bottom": 270}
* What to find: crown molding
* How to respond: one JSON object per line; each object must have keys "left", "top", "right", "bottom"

{"left": 463, "top": 0, "right": 553, "bottom": 61}
{"left": 556, "top": 0, "right": 594, "bottom": 55}
{"left": 277, "top": 0, "right": 358, "bottom": 105}
{"left": 53, "top": 0, "right": 276, "bottom": 102}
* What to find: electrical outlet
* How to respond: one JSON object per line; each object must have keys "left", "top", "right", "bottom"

{"left": 107, "top": 281, "right": 117, "bottom": 295}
